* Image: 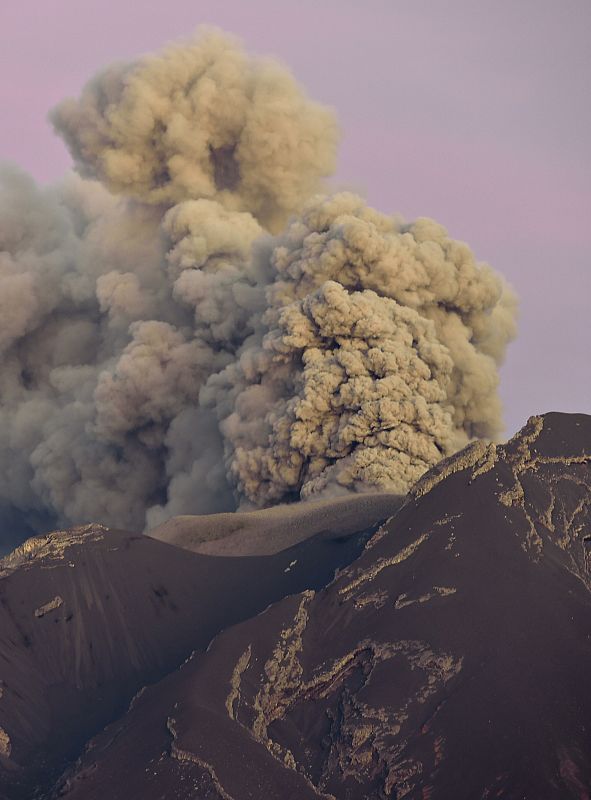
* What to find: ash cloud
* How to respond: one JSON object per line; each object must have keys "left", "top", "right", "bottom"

{"left": 206, "top": 193, "right": 517, "bottom": 507}
{"left": 50, "top": 28, "right": 338, "bottom": 233}
{"left": 0, "top": 28, "right": 516, "bottom": 543}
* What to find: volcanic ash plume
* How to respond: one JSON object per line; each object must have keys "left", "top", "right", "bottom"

{"left": 50, "top": 28, "right": 338, "bottom": 233}
{"left": 206, "top": 193, "right": 517, "bottom": 507}
{"left": 0, "top": 28, "right": 516, "bottom": 543}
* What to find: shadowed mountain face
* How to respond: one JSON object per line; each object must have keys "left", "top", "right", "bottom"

{"left": 48, "top": 413, "right": 591, "bottom": 800}
{"left": 0, "top": 414, "right": 591, "bottom": 800}
{"left": 0, "top": 517, "right": 385, "bottom": 799}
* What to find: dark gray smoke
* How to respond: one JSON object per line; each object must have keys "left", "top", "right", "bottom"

{"left": 0, "top": 28, "right": 516, "bottom": 544}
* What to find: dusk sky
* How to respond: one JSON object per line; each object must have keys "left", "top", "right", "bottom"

{"left": 1, "top": 0, "right": 589, "bottom": 437}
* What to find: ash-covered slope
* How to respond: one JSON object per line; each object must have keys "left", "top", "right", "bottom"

{"left": 53, "top": 412, "right": 591, "bottom": 800}
{"left": 0, "top": 502, "right": 392, "bottom": 800}
{"left": 149, "top": 493, "right": 404, "bottom": 556}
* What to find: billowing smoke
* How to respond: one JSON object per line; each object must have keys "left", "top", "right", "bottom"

{"left": 204, "top": 193, "right": 517, "bottom": 507}
{"left": 0, "top": 28, "right": 516, "bottom": 543}
{"left": 51, "top": 28, "right": 338, "bottom": 233}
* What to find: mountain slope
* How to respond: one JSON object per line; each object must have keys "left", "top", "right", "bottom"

{"left": 0, "top": 499, "right": 396, "bottom": 799}
{"left": 52, "top": 413, "right": 591, "bottom": 800}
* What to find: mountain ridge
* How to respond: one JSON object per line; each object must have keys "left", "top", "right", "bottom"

{"left": 0, "top": 412, "right": 589, "bottom": 799}
{"left": 52, "top": 411, "right": 591, "bottom": 800}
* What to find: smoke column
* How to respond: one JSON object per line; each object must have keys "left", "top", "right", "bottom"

{"left": 0, "top": 28, "right": 516, "bottom": 545}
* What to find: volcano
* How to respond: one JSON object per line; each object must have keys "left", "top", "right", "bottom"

{"left": 0, "top": 412, "right": 590, "bottom": 799}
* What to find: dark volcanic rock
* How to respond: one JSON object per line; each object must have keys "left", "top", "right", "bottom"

{"left": 50, "top": 413, "right": 591, "bottom": 800}
{"left": 0, "top": 518, "right": 379, "bottom": 799}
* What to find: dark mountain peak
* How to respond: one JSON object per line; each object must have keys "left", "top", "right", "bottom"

{"left": 0, "top": 412, "right": 589, "bottom": 799}
{"left": 412, "top": 412, "right": 590, "bottom": 501}
{"left": 52, "top": 412, "right": 591, "bottom": 800}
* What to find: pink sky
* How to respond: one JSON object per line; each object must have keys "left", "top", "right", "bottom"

{"left": 1, "top": 0, "right": 590, "bottom": 435}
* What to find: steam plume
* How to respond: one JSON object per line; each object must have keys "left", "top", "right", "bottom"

{"left": 0, "top": 29, "right": 516, "bottom": 543}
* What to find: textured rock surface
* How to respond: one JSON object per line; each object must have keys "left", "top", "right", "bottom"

{"left": 50, "top": 412, "right": 591, "bottom": 800}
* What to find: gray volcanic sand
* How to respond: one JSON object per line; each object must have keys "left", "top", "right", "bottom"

{"left": 147, "top": 492, "right": 403, "bottom": 556}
